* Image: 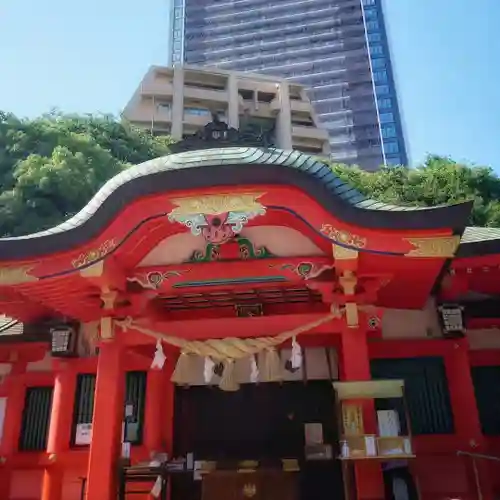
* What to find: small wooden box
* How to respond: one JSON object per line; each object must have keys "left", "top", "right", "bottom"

{"left": 340, "top": 435, "right": 377, "bottom": 459}
{"left": 376, "top": 436, "right": 412, "bottom": 457}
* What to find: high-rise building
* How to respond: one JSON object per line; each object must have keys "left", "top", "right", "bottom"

{"left": 123, "top": 65, "right": 330, "bottom": 155}
{"left": 168, "top": 0, "right": 408, "bottom": 170}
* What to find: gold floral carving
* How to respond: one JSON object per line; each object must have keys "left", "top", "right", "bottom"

{"left": 169, "top": 193, "right": 265, "bottom": 216}
{"left": 321, "top": 224, "right": 367, "bottom": 248}
{"left": 72, "top": 239, "right": 116, "bottom": 269}
{"left": 404, "top": 236, "right": 461, "bottom": 258}
{"left": 333, "top": 245, "right": 358, "bottom": 261}
{"left": 0, "top": 265, "right": 37, "bottom": 285}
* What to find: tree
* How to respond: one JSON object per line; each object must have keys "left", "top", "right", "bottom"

{"left": 330, "top": 156, "right": 500, "bottom": 227}
{"left": 0, "top": 112, "right": 174, "bottom": 236}
{"left": 0, "top": 111, "right": 498, "bottom": 237}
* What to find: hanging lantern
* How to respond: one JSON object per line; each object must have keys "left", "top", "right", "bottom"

{"left": 50, "top": 325, "right": 78, "bottom": 357}
{"left": 438, "top": 304, "right": 465, "bottom": 338}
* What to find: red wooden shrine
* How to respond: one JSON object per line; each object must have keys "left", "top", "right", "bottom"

{"left": 0, "top": 147, "right": 500, "bottom": 500}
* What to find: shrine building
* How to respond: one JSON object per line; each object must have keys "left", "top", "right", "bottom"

{"left": 1, "top": 141, "right": 500, "bottom": 500}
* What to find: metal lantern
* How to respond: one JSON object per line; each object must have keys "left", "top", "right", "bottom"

{"left": 438, "top": 304, "right": 465, "bottom": 338}
{"left": 50, "top": 325, "right": 78, "bottom": 357}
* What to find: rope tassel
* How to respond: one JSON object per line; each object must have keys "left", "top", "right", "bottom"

{"left": 260, "top": 348, "right": 282, "bottom": 383}
{"left": 219, "top": 359, "right": 239, "bottom": 392}
{"left": 171, "top": 351, "right": 196, "bottom": 386}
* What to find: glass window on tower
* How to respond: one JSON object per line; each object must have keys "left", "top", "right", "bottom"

{"left": 373, "top": 71, "right": 388, "bottom": 83}
{"left": 381, "top": 124, "right": 396, "bottom": 138}
{"left": 376, "top": 85, "right": 390, "bottom": 96}
{"left": 370, "top": 45, "right": 384, "bottom": 56}
{"left": 377, "top": 98, "right": 392, "bottom": 109}
{"left": 372, "top": 58, "right": 386, "bottom": 69}
{"left": 384, "top": 141, "right": 399, "bottom": 154}
{"left": 368, "top": 33, "right": 382, "bottom": 43}
{"left": 366, "top": 20, "right": 380, "bottom": 32}
{"left": 364, "top": 8, "right": 377, "bottom": 19}
{"left": 379, "top": 112, "right": 394, "bottom": 123}
{"left": 363, "top": 0, "right": 376, "bottom": 4}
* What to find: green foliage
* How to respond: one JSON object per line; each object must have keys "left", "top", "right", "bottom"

{"left": 0, "top": 111, "right": 174, "bottom": 236}
{"left": 0, "top": 110, "right": 498, "bottom": 237}
{"left": 331, "top": 156, "right": 500, "bottom": 227}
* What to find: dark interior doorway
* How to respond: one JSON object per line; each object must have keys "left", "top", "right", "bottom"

{"left": 172, "top": 380, "right": 344, "bottom": 500}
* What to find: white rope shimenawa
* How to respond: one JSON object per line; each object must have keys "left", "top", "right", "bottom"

{"left": 116, "top": 305, "right": 342, "bottom": 391}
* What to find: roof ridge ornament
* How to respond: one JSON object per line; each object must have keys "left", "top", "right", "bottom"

{"left": 169, "top": 115, "right": 275, "bottom": 153}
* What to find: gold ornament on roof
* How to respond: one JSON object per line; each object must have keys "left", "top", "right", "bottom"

{"left": 71, "top": 239, "right": 116, "bottom": 268}
{"left": 0, "top": 265, "right": 37, "bottom": 285}
{"left": 321, "top": 224, "right": 367, "bottom": 248}
{"left": 169, "top": 193, "right": 265, "bottom": 216}
{"left": 404, "top": 236, "right": 461, "bottom": 258}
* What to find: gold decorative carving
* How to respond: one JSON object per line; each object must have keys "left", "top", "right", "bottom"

{"left": 79, "top": 260, "right": 104, "bottom": 278}
{"left": 72, "top": 239, "right": 116, "bottom": 269}
{"left": 169, "top": 193, "right": 265, "bottom": 216}
{"left": 243, "top": 483, "right": 257, "bottom": 498}
{"left": 127, "top": 270, "right": 187, "bottom": 290}
{"left": 404, "top": 236, "right": 460, "bottom": 258}
{"left": 321, "top": 224, "right": 367, "bottom": 248}
{"left": 0, "top": 265, "right": 37, "bottom": 285}
{"left": 333, "top": 245, "right": 358, "bottom": 260}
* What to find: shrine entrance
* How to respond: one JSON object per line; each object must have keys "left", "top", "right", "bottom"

{"left": 171, "top": 380, "right": 344, "bottom": 500}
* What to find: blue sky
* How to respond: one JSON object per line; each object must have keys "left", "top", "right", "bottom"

{"left": 0, "top": 0, "right": 498, "bottom": 169}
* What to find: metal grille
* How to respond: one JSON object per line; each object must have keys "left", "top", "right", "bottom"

{"left": 471, "top": 366, "right": 500, "bottom": 435}
{"left": 125, "top": 371, "right": 147, "bottom": 445}
{"left": 157, "top": 286, "right": 323, "bottom": 311}
{"left": 19, "top": 386, "right": 53, "bottom": 451}
{"left": 371, "top": 357, "right": 455, "bottom": 435}
{"left": 72, "top": 373, "right": 96, "bottom": 445}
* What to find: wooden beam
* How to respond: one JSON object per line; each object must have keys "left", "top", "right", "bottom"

{"left": 127, "top": 256, "right": 333, "bottom": 292}
{"left": 79, "top": 257, "right": 126, "bottom": 291}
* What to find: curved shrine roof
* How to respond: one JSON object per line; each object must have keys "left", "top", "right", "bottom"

{"left": 0, "top": 147, "right": 473, "bottom": 260}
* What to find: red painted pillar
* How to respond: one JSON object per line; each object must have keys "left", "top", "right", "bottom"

{"left": 144, "top": 367, "right": 164, "bottom": 456}
{"left": 42, "top": 364, "right": 77, "bottom": 500}
{"left": 340, "top": 326, "right": 384, "bottom": 500}
{"left": 446, "top": 340, "right": 493, "bottom": 500}
{"left": 85, "top": 341, "right": 125, "bottom": 500}
{"left": 0, "top": 363, "right": 26, "bottom": 496}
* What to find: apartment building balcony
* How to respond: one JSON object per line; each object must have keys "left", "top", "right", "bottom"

{"left": 123, "top": 100, "right": 172, "bottom": 125}
{"left": 183, "top": 85, "right": 229, "bottom": 103}
{"left": 292, "top": 125, "right": 329, "bottom": 141}
{"left": 140, "top": 81, "right": 174, "bottom": 98}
